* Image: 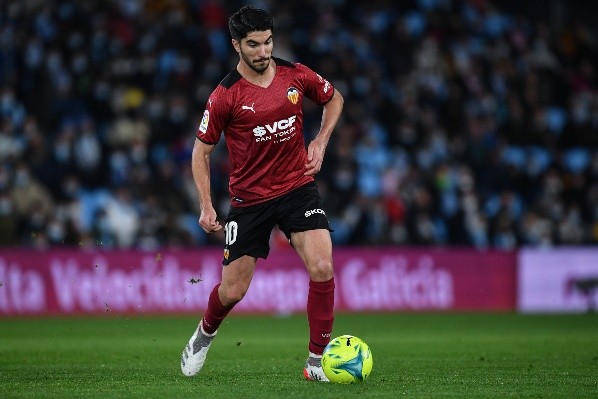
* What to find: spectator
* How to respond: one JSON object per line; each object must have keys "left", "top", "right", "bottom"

{"left": 0, "top": 0, "right": 597, "bottom": 249}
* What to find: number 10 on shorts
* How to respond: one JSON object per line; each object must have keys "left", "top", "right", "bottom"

{"left": 224, "top": 221, "right": 238, "bottom": 246}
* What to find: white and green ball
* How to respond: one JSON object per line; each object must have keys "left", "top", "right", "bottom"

{"left": 321, "top": 335, "right": 373, "bottom": 383}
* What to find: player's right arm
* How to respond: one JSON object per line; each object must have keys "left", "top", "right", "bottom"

{"left": 192, "top": 88, "right": 228, "bottom": 233}
{"left": 192, "top": 139, "right": 222, "bottom": 233}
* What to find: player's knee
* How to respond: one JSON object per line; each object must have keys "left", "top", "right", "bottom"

{"left": 308, "top": 258, "right": 333, "bottom": 282}
{"left": 220, "top": 284, "right": 247, "bottom": 305}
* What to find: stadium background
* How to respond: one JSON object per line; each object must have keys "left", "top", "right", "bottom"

{"left": 0, "top": 0, "right": 597, "bottom": 315}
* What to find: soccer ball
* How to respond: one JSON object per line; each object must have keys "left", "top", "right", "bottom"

{"left": 321, "top": 335, "right": 373, "bottom": 383}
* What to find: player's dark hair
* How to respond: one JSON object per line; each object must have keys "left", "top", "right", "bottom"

{"left": 228, "top": 5, "right": 274, "bottom": 41}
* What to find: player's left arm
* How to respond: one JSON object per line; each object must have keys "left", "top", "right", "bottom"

{"left": 305, "top": 89, "right": 344, "bottom": 176}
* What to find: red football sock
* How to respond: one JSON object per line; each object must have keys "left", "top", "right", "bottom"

{"left": 201, "top": 283, "right": 236, "bottom": 335}
{"left": 307, "top": 277, "right": 335, "bottom": 354}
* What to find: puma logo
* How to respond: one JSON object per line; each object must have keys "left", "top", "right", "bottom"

{"left": 241, "top": 103, "right": 255, "bottom": 113}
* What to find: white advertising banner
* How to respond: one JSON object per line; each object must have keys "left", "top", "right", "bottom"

{"left": 518, "top": 248, "right": 598, "bottom": 313}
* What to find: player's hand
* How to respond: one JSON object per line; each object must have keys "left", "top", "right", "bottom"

{"left": 305, "top": 139, "right": 326, "bottom": 176}
{"left": 199, "top": 207, "right": 222, "bottom": 233}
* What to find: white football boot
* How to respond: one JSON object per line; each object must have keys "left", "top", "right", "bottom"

{"left": 303, "top": 352, "right": 329, "bottom": 382}
{"left": 180, "top": 321, "right": 217, "bottom": 377}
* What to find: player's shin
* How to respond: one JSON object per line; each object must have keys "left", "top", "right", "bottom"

{"left": 201, "top": 283, "right": 237, "bottom": 334}
{"left": 307, "top": 277, "right": 335, "bottom": 354}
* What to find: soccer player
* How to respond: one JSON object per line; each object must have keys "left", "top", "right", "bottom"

{"left": 180, "top": 5, "right": 343, "bottom": 382}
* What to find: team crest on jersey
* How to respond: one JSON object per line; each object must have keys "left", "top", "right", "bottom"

{"left": 287, "top": 87, "right": 299, "bottom": 104}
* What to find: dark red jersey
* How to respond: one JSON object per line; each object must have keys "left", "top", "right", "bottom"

{"left": 196, "top": 57, "right": 335, "bottom": 207}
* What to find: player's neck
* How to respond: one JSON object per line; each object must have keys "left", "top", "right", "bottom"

{"left": 237, "top": 59, "right": 276, "bottom": 88}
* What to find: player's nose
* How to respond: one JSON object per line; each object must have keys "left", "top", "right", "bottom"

{"left": 257, "top": 45, "right": 267, "bottom": 57}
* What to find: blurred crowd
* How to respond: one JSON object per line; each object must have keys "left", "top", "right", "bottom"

{"left": 1, "top": 0, "right": 597, "bottom": 250}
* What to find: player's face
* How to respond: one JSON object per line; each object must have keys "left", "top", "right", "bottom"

{"left": 237, "top": 30, "right": 273, "bottom": 74}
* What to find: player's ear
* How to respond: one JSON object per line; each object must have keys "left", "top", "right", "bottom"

{"left": 232, "top": 39, "right": 241, "bottom": 54}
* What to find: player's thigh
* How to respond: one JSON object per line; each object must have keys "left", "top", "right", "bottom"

{"left": 220, "top": 255, "right": 257, "bottom": 302}
{"left": 223, "top": 203, "right": 276, "bottom": 265}
{"left": 291, "top": 229, "right": 333, "bottom": 281}
{"left": 277, "top": 182, "right": 332, "bottom": 240}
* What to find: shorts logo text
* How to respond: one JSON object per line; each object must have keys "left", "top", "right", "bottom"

{"left": 305, "top": 209, "right": 325, "bottom": 217}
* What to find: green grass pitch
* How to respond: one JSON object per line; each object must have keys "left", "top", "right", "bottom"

{"left": 1, "top": 313, "right": 596, "bottom": 398}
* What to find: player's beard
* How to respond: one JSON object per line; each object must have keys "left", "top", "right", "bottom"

{"left": 241, "top": 49, "right": 270, "bottom": 74}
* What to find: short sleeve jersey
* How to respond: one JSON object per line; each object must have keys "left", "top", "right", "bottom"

{"left": 196, "top": 57, "right": 335, "bottom": 207}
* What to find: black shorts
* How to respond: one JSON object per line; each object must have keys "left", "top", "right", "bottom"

{"left": 222, "top": 182, "right": 331, "bottom": 265}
